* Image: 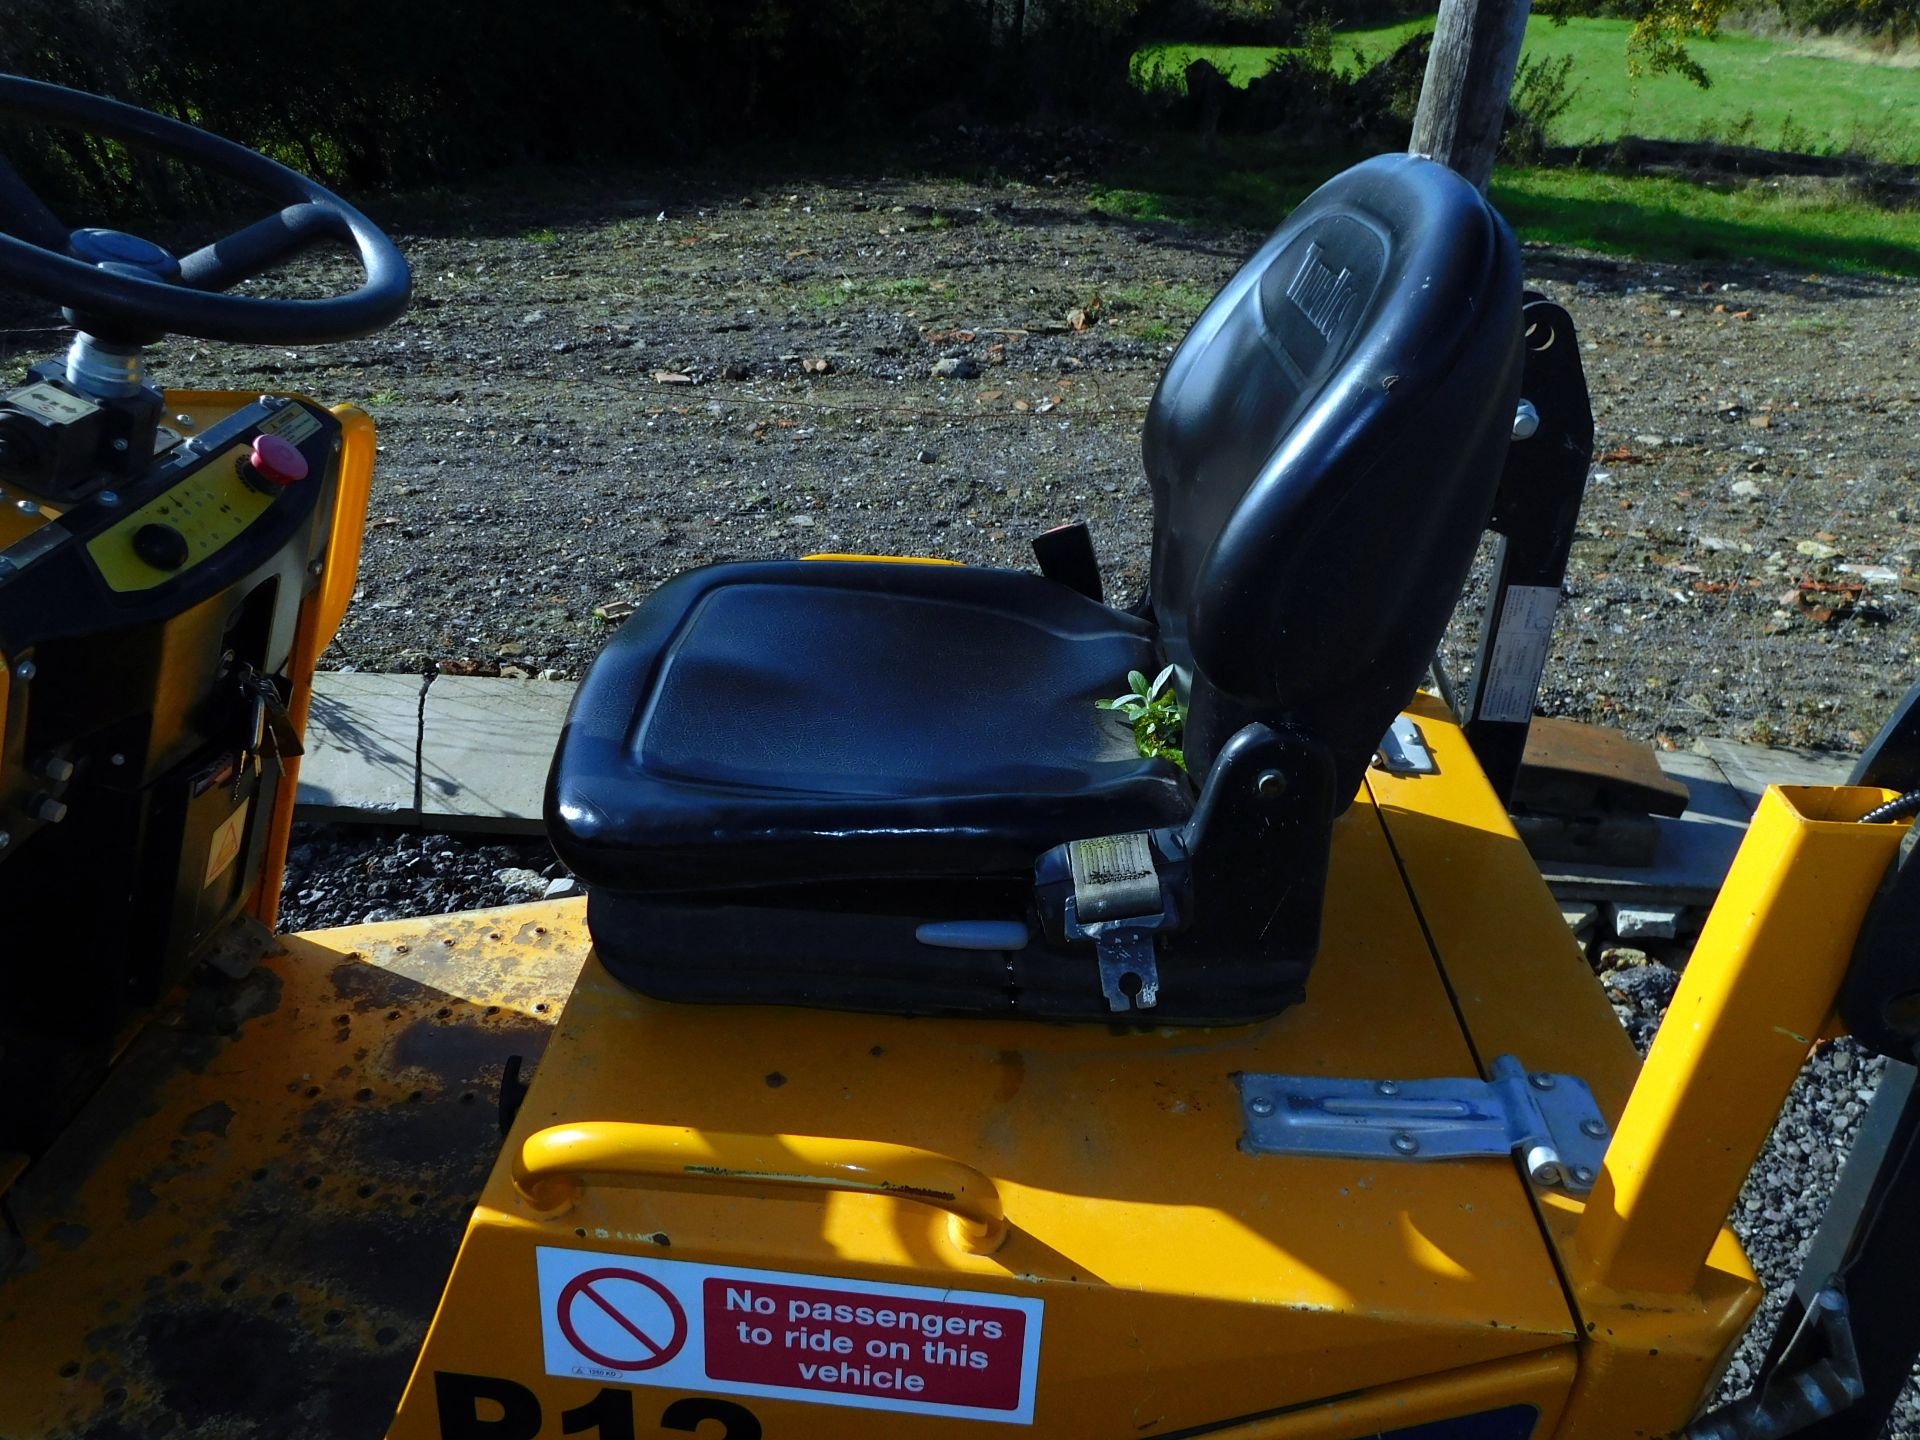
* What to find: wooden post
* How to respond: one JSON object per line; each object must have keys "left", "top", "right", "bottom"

{"left": 1408, "top": 0, "right": 1532, "bottom": 193}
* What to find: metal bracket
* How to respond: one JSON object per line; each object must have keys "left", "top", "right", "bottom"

{"left": 1687, "top": 1283, "right": 1865, "bottom": 1439}
{"left": 1063, "top": 896, "right": 1165, "bottom": 1012}
{"left": 1063, "top": 832, "right": 1175, "bottom": 1013}
{"left": 1236, "top": 1054, "right": 1609, "bottom": 1192}
{"left": 1373, "top": 716, "right": 1438, "bottom": 776}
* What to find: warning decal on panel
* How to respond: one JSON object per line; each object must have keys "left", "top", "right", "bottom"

{"left": 536, "top": 1247, "right": 1044, "bottom": 1425}
{"left": 1478, "top": 584, "right": 1561, "bottom": 724}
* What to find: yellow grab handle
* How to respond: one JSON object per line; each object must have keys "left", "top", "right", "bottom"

{"left": 513, "top": 1123, "right": 1008, "bottom": 1254}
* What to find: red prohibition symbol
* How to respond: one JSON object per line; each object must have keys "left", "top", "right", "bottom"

{"left": 556, "top": 1267, "right": 689, "bottom": 1372}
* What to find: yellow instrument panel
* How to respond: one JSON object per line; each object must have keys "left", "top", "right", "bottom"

{"left": 85, "top": 441, "right": 273, "bottom": 592}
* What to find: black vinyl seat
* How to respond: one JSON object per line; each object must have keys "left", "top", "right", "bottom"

{"left": 550, "top": 560, "right": 1190, "bottom": 892}
{"left": 548, "top": 153, "right": 1526, "bottom": 1024}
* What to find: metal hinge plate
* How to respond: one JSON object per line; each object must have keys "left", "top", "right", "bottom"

{"left": 1374, "top": 715, "right": 1439, "bottom": 775}
{"left": 1236, "top": 1053, "right": 1609, "bottom": 1192}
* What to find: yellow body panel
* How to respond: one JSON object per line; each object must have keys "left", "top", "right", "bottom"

{"left": 388, "top": 786, "right": 1581, "bottom": 1439}
{"left": 0, "top": 905, "right": 588, "bottom": 1440}
{"left": 1367, "top": 696, "right": 1759, "bottom": 1437}
{"left": 801, "top": 553, "right": 960, "bottom": 564}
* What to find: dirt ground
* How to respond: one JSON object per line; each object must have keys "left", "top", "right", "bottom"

{"left": 10, "top": 150, "right": 1909, "bottom": 755}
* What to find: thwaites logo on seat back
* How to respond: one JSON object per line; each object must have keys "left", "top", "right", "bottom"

{"left": 534, "top": 1247, "right": 1045, "bottom": 1425}
{"left": 1284, "top": 241, "right": 1360, "bottom": 342}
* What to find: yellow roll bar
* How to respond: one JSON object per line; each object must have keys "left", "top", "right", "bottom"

{"left": 1575, "top": 784, "right": 1909, "bottom": 1294}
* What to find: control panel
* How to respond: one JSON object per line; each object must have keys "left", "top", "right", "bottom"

{"left": 0, "top": 370, "right": 345, "bottom": 1157}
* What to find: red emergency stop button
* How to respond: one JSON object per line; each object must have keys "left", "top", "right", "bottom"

{"left": 247, "top": 432, "right": 309, "bottom": 488}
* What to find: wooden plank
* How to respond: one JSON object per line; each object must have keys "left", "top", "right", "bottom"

{"left": 296, "top": 671, "right": 423, "bottom": 823}
{"left": 419, "top": 675, "right": 576, "bottom": 833}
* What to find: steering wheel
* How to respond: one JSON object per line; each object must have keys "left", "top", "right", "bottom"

{"left": 0, "top": 74, "right": 410, "bottom": 345}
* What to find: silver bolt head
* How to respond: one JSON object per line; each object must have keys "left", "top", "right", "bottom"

{"left": 1512, "top": 399, "right": 1541, "bottom": 440}
{"left": 98, "top": 490, "right": 119, "bottom": 507}
{"left": 1525, "top": 1143, "right": 1563, "bottom": 1183}
{"left": 1580, "top": 1117, "right": 1608, "bottom": 1138}
{"left": 1247, "top": 1095, "right": 1275, "bottom": 1118}
{"left": 175, "top": 413, "right": 196, "bottom": 428}
{"left": 109, "top": 752, "right": 127, "bottom": 766}
{"left": 1255, "top": 769, "right": 1287, "bottom": 799}
{"left": 111, "top": 437, "right": 129, "bottom": 452}
{"left": 1571, "top": 1164, "right": 1596, "bottom": 1185}
{"left": 15, "top": 498, "right": 39, "bottom": 515}
{"left": 13, "top": 660, "right": 35, "bottom": 681}
{"left": 1377, "top": 1079, "right": 1400, "bottom": 1096}
{"left": 1390, "top": 1132, "right": 1419, "bottom": 1155}
{"left": 1529, "top": 1072, "right": 1557, "bottom": 1090}
{"left": 0, "top": 831, "right": 10, "bottom": 848}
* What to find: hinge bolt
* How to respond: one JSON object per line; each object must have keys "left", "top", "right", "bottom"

{"left": 1571, "top": 1164, "right": 1596, "bottom": 1186}
{"left": 1247, "top": 1096, "right": 1275, "bottom": 1118}
{"left": 1377, "top": 1079, "right": 1400, "bottom": 1096}
{"left": 1390, "top": 1132, "right": 1419, "bottom": 1155}
{"left": 1255, "top": 769, "right": 1287, "bottom": 800}
{"left": 1580, "top": 1117, "right": 1608, "bottom": 1138}
{"left": 1529, "top": 1072, "right": 1557, "bottom": 1090}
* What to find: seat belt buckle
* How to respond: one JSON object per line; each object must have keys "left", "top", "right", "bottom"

{"left": 1060, "top": 831, "right": 1177, "bottom": 1012}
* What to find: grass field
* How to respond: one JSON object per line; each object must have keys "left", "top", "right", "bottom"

{"left": 1090, "top": 137, "right": 1920, "bottom": 276}
{"left": 1133, "top": 16, "right": 1920, "bottom": 161}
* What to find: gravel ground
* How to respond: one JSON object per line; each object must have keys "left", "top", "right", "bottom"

{"left": 1598, "top": 941, "right": 1914, "bottom": 1432}
{"left": 275, "top": 824, "right": 558, "bottom": 933}
{"left": 10, "top": 139, "right": 1918, "bottom": 1432}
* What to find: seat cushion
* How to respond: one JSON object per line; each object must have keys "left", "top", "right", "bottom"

{"left": 547, "top": 560, "right": 1192, "bottom": 892}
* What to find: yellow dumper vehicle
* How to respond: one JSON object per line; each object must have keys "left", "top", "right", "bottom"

{"left": 2, "top": 74, "right": 1918, "bottom": 1440}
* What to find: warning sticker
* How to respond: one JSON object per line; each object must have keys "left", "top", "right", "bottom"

{"left": 9, "top": 382, "right": 99, "bottom": 424}
{"left": 536, "top": 1247, "right": 1044, "bottom": 1425}
{"left": 1477, "top": 584, "right": 1561, "bottom": 724}
{"left": 257, "top": 401, "right": 322, "bottom": 447}
{"left": 203, "top": 801, "right": 251, "bottom": 887}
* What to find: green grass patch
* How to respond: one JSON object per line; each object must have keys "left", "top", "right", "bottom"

{"left": 805, "top": 281, "right": 855, "bottom": 308}
{"left": 1094, "top": 136, "right": 1920, "bottom": 276}
{"left": 1133, "top": 16, "right": 1920, "bottom": 162}
{"left": 523, "top": 225, "right": 559, "bottom": 244}
{"left": 1491, "top": 165, "right": 1920, "bottom": 276}
{"left": 802, "top": 276, "right": 938, "bottom": 308}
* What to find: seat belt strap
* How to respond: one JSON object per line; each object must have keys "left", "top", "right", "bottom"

{"left": 1031, "top": 522, "right": 1104, "bottom": 602}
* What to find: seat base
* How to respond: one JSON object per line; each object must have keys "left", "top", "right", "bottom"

{"left": 585, "top": 886, "right": 1316, "bottom": 1027}
{"left": 583, "top": 721, "right": 1341, "bottom": 1027}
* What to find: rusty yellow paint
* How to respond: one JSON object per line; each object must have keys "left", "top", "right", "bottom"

{"left": 1364, "top": 697, "right": 1773, "bottom": 1437}
{"left": 0, "top": 900, "right": 588, "bottom": 1440}
{"left": 390, "top": 790, "right": 1580, "bottom": 1439}
{"left": 1575, "top": 783, "right": 1906, "bottom": 1296}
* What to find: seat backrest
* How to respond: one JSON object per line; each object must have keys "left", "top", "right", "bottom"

{"left": 1142, "top": 153, "right": 1523, "bottom": 801}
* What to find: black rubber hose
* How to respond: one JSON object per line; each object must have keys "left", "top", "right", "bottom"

{"left": 1859, "top": 790, "right": 1920, "bottom": 824}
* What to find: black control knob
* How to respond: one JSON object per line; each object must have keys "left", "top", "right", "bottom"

{"left": 132, "top": 522, "right": 189, "bottom": 571}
